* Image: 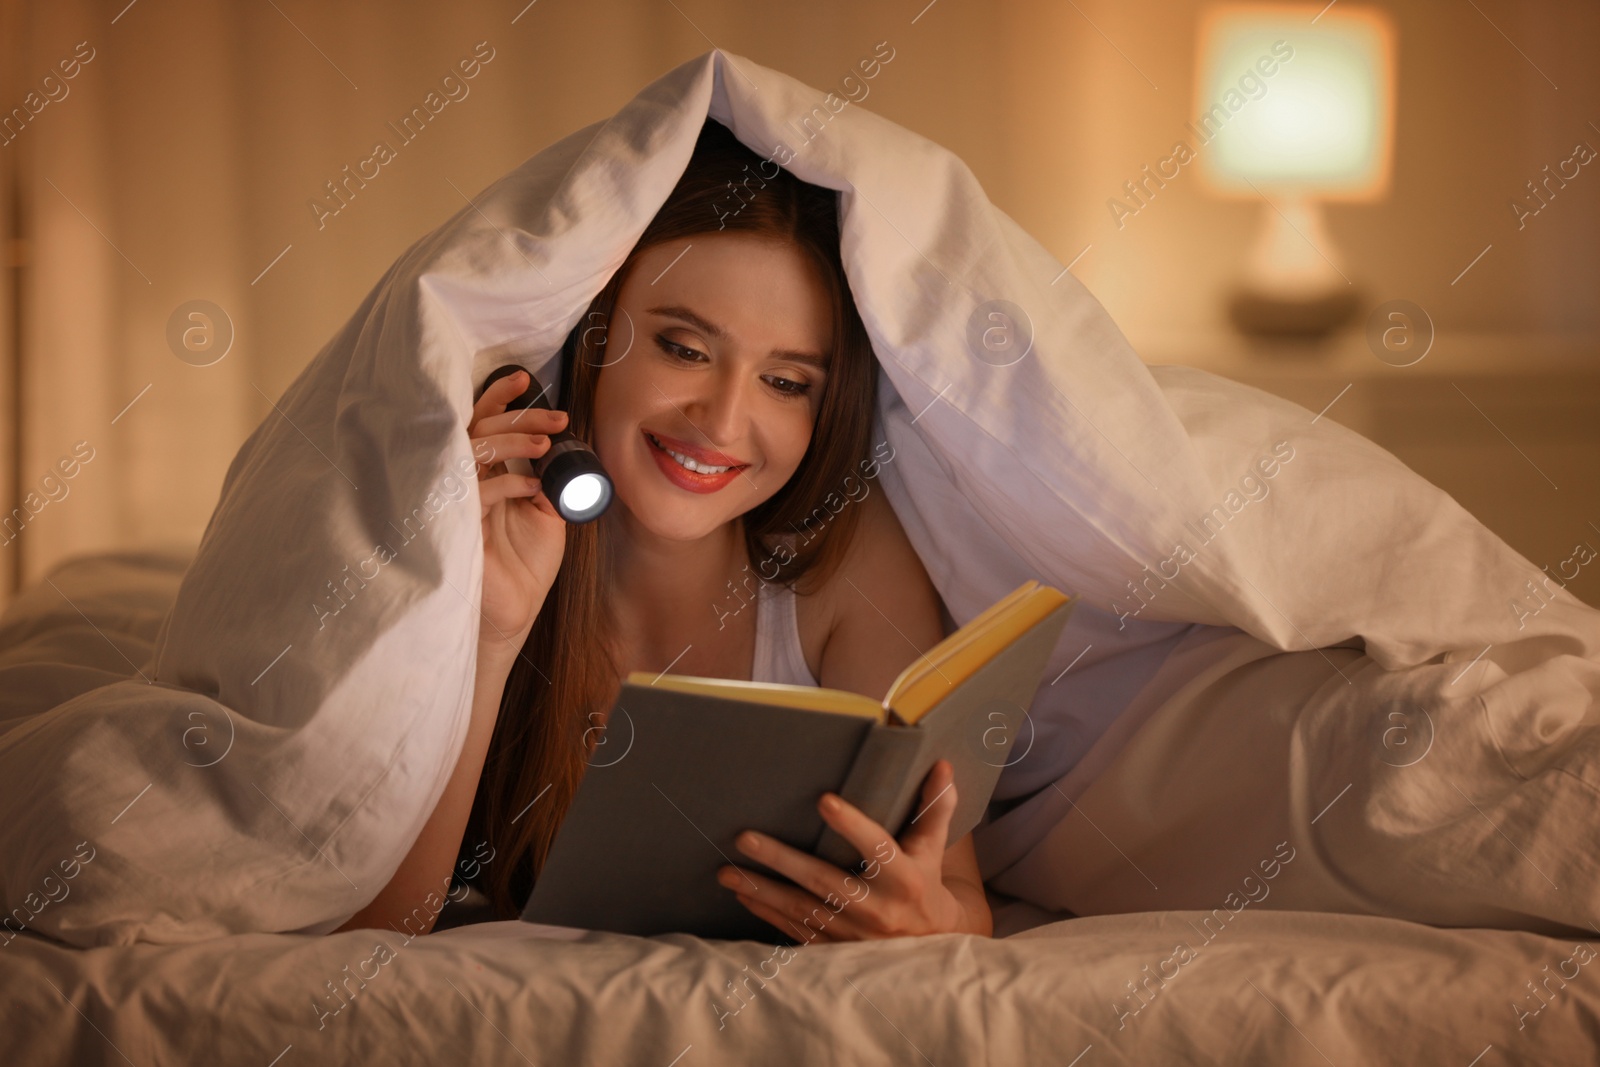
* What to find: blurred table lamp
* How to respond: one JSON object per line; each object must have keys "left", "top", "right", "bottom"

{"left": 1194, "top": 3, "right": 1396, "bottom": 336}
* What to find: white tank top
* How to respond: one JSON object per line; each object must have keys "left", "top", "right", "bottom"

{"left": 751, "top": 578, "right": 820, "bottom": 687}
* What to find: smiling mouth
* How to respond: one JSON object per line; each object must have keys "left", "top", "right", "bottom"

{"left": 644, "top": 431, "right": 748, "bottom": 475}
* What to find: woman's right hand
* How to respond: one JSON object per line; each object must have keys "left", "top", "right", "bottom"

{"left": 469, "top": 369, "right": 570, "bottom": 661}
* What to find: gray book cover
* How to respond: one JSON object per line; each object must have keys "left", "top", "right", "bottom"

{"left": 522, "top": 597, "right": 1075, "bottom": 942}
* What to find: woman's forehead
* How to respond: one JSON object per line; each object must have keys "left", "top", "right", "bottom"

{"left": 622, "top": 238, "right": 834, "bottom": 355}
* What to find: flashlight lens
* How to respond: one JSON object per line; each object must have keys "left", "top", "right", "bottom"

{"left": 561, "top": 473, "right": 606, "bottom": 516}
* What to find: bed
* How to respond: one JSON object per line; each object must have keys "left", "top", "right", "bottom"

{"left": 4, "top": 550, "right": 1599, "bottom": 1065}
{"left": 7, "top": 45, "right": 1600, "bottom": 1064}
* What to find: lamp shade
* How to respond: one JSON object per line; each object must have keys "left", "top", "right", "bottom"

{"left": 1194, "top": 2, "right": 1396, "bottom": 201}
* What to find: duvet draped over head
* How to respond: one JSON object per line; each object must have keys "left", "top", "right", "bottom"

{"left": 2, "top": 47, "right": 1597, "bottom": 946}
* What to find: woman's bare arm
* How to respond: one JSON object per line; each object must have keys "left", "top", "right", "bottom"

{"left": 940, "top": 830, "right": 994, "bottom": 936}
{"left": 812, "top": 488, "right": 993, "bottom": 934}
{"left": 814, "top": 487, "right": 947, "bottom": 703}
{"left": 333, "top": 642, "right": 516, "bottom": 935}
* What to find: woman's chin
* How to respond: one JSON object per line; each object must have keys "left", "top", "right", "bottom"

{"left": 609, "top": 482, "right": 738, "bottom": 544}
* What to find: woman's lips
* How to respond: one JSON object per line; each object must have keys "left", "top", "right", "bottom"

{"left": 645, "top": 429, "right": 746, "bottom": 467}
{"left": 643, "top": 430, "right": 748, "bottom": 494}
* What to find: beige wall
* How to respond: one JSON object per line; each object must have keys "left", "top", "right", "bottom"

{"left": 2, "top": 0, "right": 1596, "bottom": 602}
{"left": 986, "top": 0, "right": 1600, "bottom": 348}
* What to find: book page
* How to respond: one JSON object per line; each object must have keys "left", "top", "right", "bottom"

{"left": 879, "top": 581, "right": 1039, "bottom": 710}
{"left": 624, "top": 671, "right": 887, "bottom": 721}
{"left": 885, "top": 583, "right": 1072, "bottom": 724}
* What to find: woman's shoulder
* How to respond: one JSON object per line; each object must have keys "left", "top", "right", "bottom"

{"left": 795, "top": 487, "right": 946, "bottom": 698}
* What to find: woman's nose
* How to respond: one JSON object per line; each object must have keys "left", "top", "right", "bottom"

{"left": 684, "top": 369, "right": 753, "bottom": 447}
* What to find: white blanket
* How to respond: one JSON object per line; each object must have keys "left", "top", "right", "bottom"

{"left": 2, "top": 48, "right": 1597, "bottom": 947}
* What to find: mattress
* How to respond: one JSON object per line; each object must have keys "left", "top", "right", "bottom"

{"left": 8, "top": 904, "right": 1600, "bottom": 1064}
{"left": 4, "top": 550, "right": 1597, "bottom": 1065}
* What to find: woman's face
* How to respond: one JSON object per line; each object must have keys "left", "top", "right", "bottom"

{"left": 591, "top": 231, "right": 834, "bottom": 543}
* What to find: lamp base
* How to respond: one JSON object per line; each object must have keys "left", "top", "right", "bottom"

{"left": 1228, "top": 196, "right": 1360, "bottom": 339}
{"left": 1227, "top": 286, "right": 1361, "bottom": 337}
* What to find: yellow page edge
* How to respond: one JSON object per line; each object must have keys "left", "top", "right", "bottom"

{"left": 881, "top": 580, "right": 1042, "bottom": 710}
{"left": 623, "top": 670, "right": 887, "bottom": 721}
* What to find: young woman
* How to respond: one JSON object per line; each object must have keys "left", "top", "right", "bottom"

{"left": 336, "top": 119, "right": 993, "bottom": 941}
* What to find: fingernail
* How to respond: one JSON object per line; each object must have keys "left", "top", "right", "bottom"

{"left": 821, "top": 794, "right": 842, "bottom": 814}
{"left": 738, "top": 832, "right": 761, "bottom": 852}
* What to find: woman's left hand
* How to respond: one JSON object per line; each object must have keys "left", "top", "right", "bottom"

{"left": 715, "top": 759, "right": 993, "bottom": 941}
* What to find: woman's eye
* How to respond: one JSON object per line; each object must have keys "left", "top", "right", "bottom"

{"left": 655, "top": 335, "right": 706, "bottom": 363}
{"left": 656, "top": 335, "right": 811, "bottom": 399}
{"left": 765, "top": 376, "right": 811, "bottom": 399}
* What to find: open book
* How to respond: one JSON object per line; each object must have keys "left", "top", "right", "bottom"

{"left": 522, "top": 580, "right": 1075, "bottom": 942}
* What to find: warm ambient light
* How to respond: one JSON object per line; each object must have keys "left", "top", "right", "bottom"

{"left": 1194, "top": 2, "right": 1397, "bottom": 337}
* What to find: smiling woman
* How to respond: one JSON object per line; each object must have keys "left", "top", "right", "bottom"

{"left": 333, "top": 116, "right": 988, "bottom": 940}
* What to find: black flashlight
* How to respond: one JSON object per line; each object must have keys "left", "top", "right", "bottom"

{"left": 477, "top": 363, "right": 613, "bottom": 524}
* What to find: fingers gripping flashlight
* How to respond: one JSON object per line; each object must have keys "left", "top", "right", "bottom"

{"left": 479, "top": 363, "right": 613, "bottom": 524}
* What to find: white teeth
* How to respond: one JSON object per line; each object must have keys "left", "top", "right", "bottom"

{"left": 649, "top": 433, "right": 735, "bottom": 475}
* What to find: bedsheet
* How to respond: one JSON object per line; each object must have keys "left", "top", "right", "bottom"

{"left": 7, "top": 909, "right": 1600, "bottom": 1065}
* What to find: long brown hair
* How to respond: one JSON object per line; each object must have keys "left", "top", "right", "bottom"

{"left": 462, "top": 117, "right": 882, "bottom": 918}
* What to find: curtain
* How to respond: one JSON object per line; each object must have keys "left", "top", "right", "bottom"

{"left": 0, "top": 0, "right": 1034, "bottom": 604}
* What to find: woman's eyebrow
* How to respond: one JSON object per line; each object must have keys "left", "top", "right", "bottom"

{"left": 645, "top": 304, "right": 830, "bottom": 369}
